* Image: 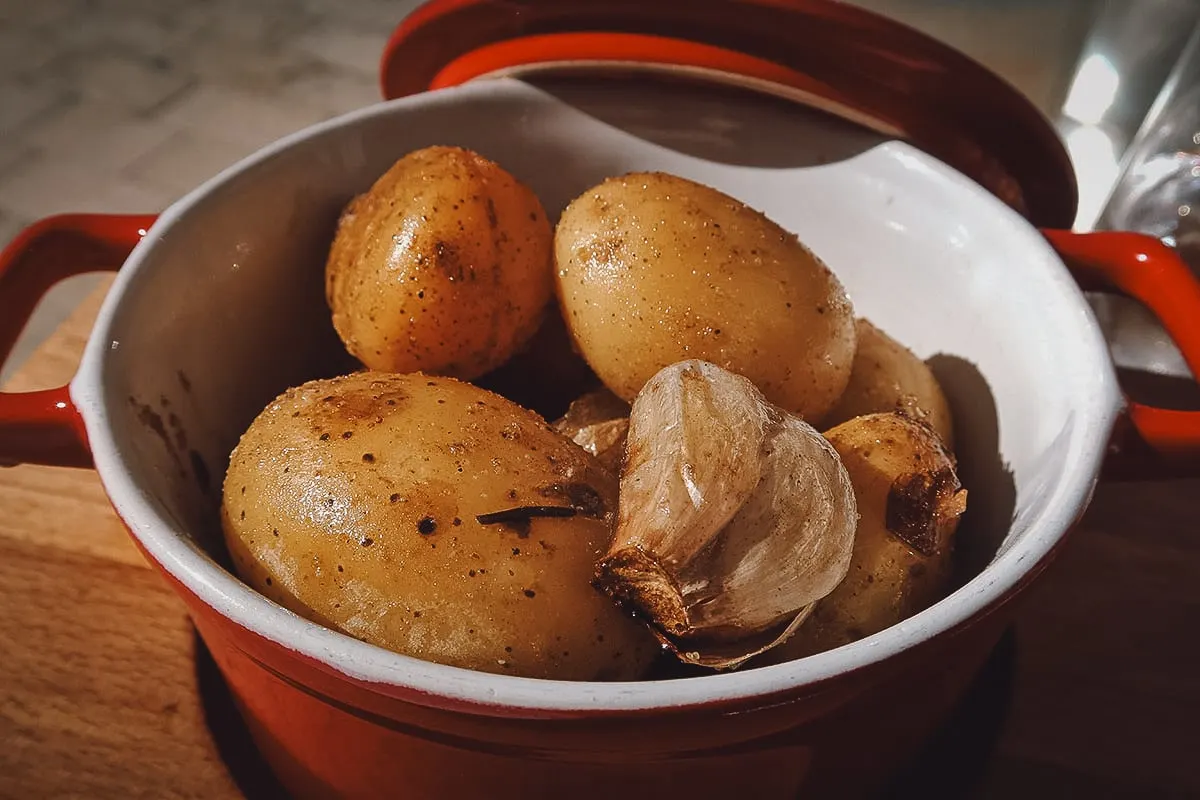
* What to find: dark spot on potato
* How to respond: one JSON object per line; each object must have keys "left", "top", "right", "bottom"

{"left": 362, "top": 537, "right": 374, "bottom": 547}
{"left": 362, "top": 453, "right": 375, "bottom": 463}
{"left": 417, "top": 516, "right": 437, "bottom": 535}
{"left": 427, "top": 381, "right": 437, "bottom": 387}
{"left": 265, "top": 577, "right": 273, "bottom": 586}
{"left": 507, "top": 489, "right": 518, "bottom": 500}
{"left": 432, "top": 240, "right": 468, "bottom": 282}
{"left": 272, "top": 529, "right": 279, "bottom": 537}
{"left": 538, "top": 482, "right": 606, "bottom": 518}
{"left": 239, "top": 510, "right": 245, "bottom": 520}
{"left": 413, "top": 610, "right": 422, "bottom": 618}
{"left": 485, "top": 197, "right": 498, "bottom": 229}
{"left": 885, "top": 467, "right": 967, "bottom": 556}
{"left": 387, "top": 399, "right": 397, "bottom": 406}
{"left": 523, "top": 589, "right": 536, "bottom": 598}
{"left": 417, "top": 290, "right": 425, "bottom": 299}
{"left": 452, "top": 517, "right": 462, "bottom": 526}
{"left": 504, "top": 646, "right": 513, "bottom": 653}
{"left": 240, "top": 486, "right": 246, "bottom": 495}
{"left": 342, "top": 431, "right": 353, "bottom": 439}
{"left": 539, "top": 540, "right": 554, "bottom": 552}
{"left": 511, "top": 547, "right": 520, "bottom": 556}
{"left": 469, "top": 569, "right": 476, "bottom": 577}
{"left": 390, "top": 493, "right": 401, "bottom": 503}
{"left": 320, "top": 433, "right": 330, "bottom": 441}
{"left": 178, "top": 371, "right": 192, "bottom": 392}
{"left": 337, "top": 565, "right": 343, "bottom": 572}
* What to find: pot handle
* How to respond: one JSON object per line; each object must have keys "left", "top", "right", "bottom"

{"left": 0, "top": 214, "right": 156, "bottom": 469}
{"left": 1043, "top": 229, "right": 1200, "bottom": 479}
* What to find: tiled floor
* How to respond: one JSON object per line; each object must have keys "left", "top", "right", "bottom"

{"left": 0, "top": 0, "right": 1099, "bottom": 384}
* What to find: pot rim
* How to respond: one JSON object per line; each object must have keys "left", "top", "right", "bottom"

{"left": 69, "top": 78, "right": 1121, "bottom": 715}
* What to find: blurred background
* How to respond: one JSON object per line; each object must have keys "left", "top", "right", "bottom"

{"left": 2, "top": 0, "right": 1200, "bottom": 382}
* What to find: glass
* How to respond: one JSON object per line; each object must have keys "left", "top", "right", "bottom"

{"left": 1091, "top": 21, "right": 1200, "bottom": 379}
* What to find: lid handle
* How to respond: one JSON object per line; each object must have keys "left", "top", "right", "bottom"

{"left": 380, "top": 0, "right": 1078, "bottom": 228}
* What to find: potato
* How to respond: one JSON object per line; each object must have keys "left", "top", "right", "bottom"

{"left": 821, "top": 318, "right": 954, "bottom": 447}
{"left": 326, "top": 146, "right": 553, "bottom": 380}
{"left": 766, "top": 412, "right": 967, "bottom": 662}
{"left": 554, "top": 172, "right": 856, "bottom": 420}
{"left": 221, "top": 371, "right": 657, "bottom": 681}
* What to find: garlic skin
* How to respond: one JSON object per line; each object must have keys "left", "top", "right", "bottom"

{"left": 552, "top": 389, "right": 630, "bottom": 472}
{"left": 594, "top": 360, "right": 858, "bottom": 668}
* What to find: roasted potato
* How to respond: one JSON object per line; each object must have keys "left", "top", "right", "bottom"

{"left": 554, "top": 172, "right": 856, "bottom": 421}
{"left": 821, "top": 318, "right": 954, "bottom": 447}
{"left": 767, "top": 412, "right": 967, "bottom": 662}
{"left": 221, "top": 371, "right": 657, "bottom": 680}
{"left": 326, "top": 146, "right": 553, "bottom": 380}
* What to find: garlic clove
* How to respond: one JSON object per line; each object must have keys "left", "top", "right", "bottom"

{"left": 594, "top": 360, "right": 858, "bottom": 668}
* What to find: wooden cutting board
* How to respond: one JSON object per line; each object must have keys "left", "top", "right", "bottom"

{"left": 2, "top": 281, "right": 1198, "bottom": 799}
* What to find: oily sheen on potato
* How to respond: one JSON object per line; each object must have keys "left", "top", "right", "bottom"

{"left": 326, "top": 146, "right": 553, "bottom": 380}
{"left": 554, "top": 172, "right": 856, "bottom": 421}
{"left": 821, "top": 318, "right": 954, "bottom": 447}
{"left": 767, "top": 412, "right": 967, "bottom": 662}
{"left": 221, "top": 371, "right": 657, "bottom": 681}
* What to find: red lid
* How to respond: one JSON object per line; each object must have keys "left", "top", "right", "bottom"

{"left": 379, "top": 0, "right": 1077, "bottom": 229}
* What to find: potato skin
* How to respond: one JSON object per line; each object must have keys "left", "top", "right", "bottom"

{"left": 221, "top": 371, "right": 657, "bottom": 680}
{"left": 555, "top": 172, "right": 856, "bottom": 420}
{"left": 767, "top": 412, "right": 967, "bottom": 662}
{"left": 821, "top": 318, "right": 954, "bottom": 447}
{"left": 326, "top": 146, "right": 553, "bottom": 380}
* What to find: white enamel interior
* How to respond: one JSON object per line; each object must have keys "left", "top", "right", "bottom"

{"left": 71, "top": 78, "right": 1120, "bottom": 713}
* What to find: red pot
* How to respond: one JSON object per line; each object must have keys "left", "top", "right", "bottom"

{"left": 2, "top": 2, "right": 1198, "bottom": 797}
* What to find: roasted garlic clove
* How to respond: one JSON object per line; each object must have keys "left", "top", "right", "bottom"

{"left": 764, "top": 411, "right": 967, "bottom": 663}
{"left": 552, "top": 389, "right": 630, "bottom": 472}
{"left": 594, "top": 360, "right": 858, "bottom": 669}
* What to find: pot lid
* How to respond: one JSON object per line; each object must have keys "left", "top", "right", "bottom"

{"left": 379, "top": 0, "right": 1078, "bottom": 229}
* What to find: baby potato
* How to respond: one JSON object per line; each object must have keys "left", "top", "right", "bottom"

{"left": 221, "top": 371, "right": 657, "bottom": 681}
{"left": 821, "top": 318, "right": 954, "bottom": 447}
{"left": 326, "top": 145, "right": 553, "bottom": 380}
{"left": 767, "top": 412, "right": 967, "bottom": 662}
{"left": 555, "top": 172, "right": 856, "bottom": 421}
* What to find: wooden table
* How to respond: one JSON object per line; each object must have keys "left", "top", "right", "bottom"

{"left": 2, "top": 282, "right": 1198, "bottom": 799}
